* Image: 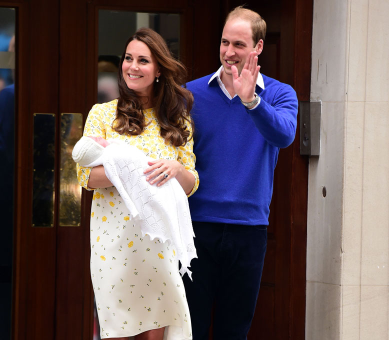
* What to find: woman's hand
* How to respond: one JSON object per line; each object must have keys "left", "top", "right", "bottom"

{"left": 144, "top": 159, "right": 183, "bottom": 187}
{"left": 144, "top": 159, "right": 195, "bottom": 195}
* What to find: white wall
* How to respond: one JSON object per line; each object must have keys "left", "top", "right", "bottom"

{"left": 306, "top": 0, "right": 389, "bottom": 339}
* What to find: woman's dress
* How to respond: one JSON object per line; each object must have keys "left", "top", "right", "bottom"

{"left": 77, "top": 100, "right": 199, "bottom": 339}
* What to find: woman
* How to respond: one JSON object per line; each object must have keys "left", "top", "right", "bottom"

{"left": 77, "top": 28, "right": 198, "bottom": 340}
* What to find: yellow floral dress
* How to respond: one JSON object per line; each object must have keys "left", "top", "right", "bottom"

{"left": 77, "top": 100, "right": 199, "bottom": 339}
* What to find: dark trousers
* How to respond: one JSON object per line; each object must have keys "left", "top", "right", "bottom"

{"left": 183, "top": 221, "right": 267, "bottom": 340}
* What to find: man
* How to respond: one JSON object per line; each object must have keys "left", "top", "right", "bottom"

{"left": 183, "top": 6, "right": 298, "bottom": 340}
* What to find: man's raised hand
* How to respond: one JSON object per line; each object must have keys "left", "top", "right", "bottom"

{"left": 231, "top": 51, "right": 260, "bottom": 103}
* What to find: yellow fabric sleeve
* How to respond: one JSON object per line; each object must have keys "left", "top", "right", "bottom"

{"left": 177, "top": 121, "right": 199, "bottom": 197}
{"left": 77, "top": 104, "right": 107, "bottom": 191}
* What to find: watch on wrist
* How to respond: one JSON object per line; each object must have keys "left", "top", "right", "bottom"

{"left": 240, "top": 93, "right": 259, "bottom": 108}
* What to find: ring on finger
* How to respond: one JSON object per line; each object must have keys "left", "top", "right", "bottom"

{"left": 163, "top": 173, "right": 169, "bottom": 179}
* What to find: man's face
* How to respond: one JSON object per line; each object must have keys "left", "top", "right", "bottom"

{"left": 220, "top": 18, "right": 262, "bottom": 77}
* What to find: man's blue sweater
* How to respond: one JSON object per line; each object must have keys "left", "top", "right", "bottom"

{"left": 187, "top": 74, "right": 298, "bottom": 225}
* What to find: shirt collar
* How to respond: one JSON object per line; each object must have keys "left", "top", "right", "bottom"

{"left": 208, "top": 65, "right": 265, "bottom": 89}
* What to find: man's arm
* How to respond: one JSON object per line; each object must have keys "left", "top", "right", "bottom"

{"left": 247, "top": 85, "right": 298, "bottom": 148}
{"left": 232, "top": 52, "right": 298, "bottom": 148}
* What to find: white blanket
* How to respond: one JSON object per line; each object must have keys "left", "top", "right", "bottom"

{"left": 72, "top": 136, "right": 197, "bottom": 278}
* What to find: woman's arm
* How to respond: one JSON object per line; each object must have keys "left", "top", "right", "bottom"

{"left": 176, "top": 165, "right": 196, "bottom": 195}
{"left": 144, "top": 119, "right": 199, "bottom": 196}
{"left": 176, "top": 122, "right": 199, "bottom": 196}
{"left": 76, "top": 104, "right": 112, "bottom": 190}
{"left": 87, "top": 165, "right": 113, "bottom": 189}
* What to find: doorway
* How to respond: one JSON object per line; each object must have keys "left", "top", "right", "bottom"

{"left": 3, "top": 0, "right": 312, "bottom": 339}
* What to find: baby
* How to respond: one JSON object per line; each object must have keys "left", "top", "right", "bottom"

{"left": 88, "top": 136, "right": 110, "bottom": 147}
{"left": 72, "top": 136, "right": 110, "bottom": 167}
{"left": 72, "top": 136, "right": 196, "bottom": 278}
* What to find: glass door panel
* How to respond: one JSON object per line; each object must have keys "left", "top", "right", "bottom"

{"left": 32, "top": 113, "right": 56, "bottom": 227}
{"left": 59, "top": 113, "right": 83, "bottom": 227}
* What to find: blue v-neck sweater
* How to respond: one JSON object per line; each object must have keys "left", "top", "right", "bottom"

{"left": 187, "top": 74, "right": 298, "bottom": 225}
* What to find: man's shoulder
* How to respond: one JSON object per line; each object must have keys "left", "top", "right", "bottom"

{"left": 262, "top": 74, "right": 295, "bottom": 94}
{"left": 186, "top": 73, "right": 214, "bottom": 90}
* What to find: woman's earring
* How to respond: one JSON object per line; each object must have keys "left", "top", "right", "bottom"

{"left": 156, "top": 77, "right": 159, "bottom": 83}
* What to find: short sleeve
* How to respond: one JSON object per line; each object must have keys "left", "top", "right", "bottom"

{"left": 77, "top": 104, "right": 107, "bottom": 190}
{"left": 177, "top": 120, "right": 199, "bottom": 197}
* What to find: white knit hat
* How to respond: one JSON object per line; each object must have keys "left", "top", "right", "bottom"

{"left": 72, "top": 136, "right": 105, "bottom": 166}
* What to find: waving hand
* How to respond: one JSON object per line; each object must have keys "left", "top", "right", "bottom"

{"left": 231, "top": 51, "right": 260, "bottom": 103}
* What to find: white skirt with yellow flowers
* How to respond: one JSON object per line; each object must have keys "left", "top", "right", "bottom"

{"left": 90, "top": 186, "right": 192, "bottom": 339}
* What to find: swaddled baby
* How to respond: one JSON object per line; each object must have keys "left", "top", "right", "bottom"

{"left": 73, "top": 136, "right": 110, "bottom": 166}
{"left": 72, "top": 136, "right": 196, "bottom": 278}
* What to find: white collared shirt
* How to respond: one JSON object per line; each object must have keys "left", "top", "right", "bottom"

{"left": 208, "top": 66, "right": 265, "bottom": 109}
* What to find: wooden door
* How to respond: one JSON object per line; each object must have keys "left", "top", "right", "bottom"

{"left": 190, "top": 1, "right": 312, "bottom": 338}
{"left": 7, "top": 0, "right": 206, "bottom": 339}
{"left": 6, "top": 0, "right": 311, "bottom": 339}
{"left": 6, "top": 0, "right": 93, "bottom": 339}
{"left": 221, "top": 1, "right": 312, "bottom": 339}
{"left": 187, "top": 0, "right": 312, "bottom": 339}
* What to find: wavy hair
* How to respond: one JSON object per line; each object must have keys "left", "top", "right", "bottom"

{"left": 115, "top": 28, "right": 194, "bottom": 147}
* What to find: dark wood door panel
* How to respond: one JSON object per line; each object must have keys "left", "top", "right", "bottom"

{"left": 12, "top": 0, "right": 60, "bottom": 339}
{"left": 94, "top": 0, "right": 187, "bottom": 8}
{"left": 12, "top": 3, "right": 31, "bottom": 339}
{"left": 55, "top": 0, "right": 93, "bottom": 337}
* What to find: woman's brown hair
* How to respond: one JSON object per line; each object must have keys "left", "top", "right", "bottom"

{"left": 115, "top": 28, "right": 194, "bottom": 147}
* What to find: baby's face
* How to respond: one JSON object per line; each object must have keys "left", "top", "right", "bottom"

{"left": 88, "top": 136, "right": 110, "bottom": 148}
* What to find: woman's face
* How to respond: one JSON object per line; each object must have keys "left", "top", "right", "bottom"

{"left": 122, "top": 39, "right": 160, "bottom": 98}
